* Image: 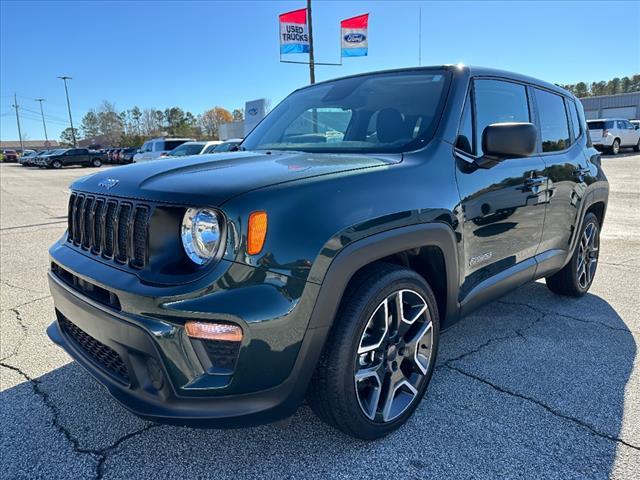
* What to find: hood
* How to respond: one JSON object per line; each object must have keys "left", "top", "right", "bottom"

{"left": 71, "top": 150, "right": 401, "bottom": 205}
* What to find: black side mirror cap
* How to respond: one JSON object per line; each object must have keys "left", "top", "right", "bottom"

{"left": 477, "top": 122, "right": 537, "bottom": 168}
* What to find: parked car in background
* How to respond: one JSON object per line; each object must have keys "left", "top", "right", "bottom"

{"left": 165, "top": 141, "right": 222, "bottom": 157}
{"left": 204, "top": 138, "right": 243, "bottom": 153}
{"left": 37, "top": 148, "right": 105, "bottom": 169}
{"left": 2, "top": 149, "right": 18, "bottom": 162}
{"left": 119, "top": 147, "right": 139, "bottom": 164}
{"left": 113, "top": 148, "right": 123, "bottom": 164}
{"left": 587, "top": 118, "right": 640, "bottom": 154}
{"left": 631, "top": 119, "right": 640, "bottom": 129}
{"left": 19, "top": 150, "right": 40, "bottom": 166}
{"left": 133, "top": 138, "right": 194, "bottom": 162}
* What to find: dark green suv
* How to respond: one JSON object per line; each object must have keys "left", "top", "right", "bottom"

{"left": 47, "top": 66, "right": 608, "bottom": 439}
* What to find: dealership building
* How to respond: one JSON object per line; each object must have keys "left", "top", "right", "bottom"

{"left": 580, "top": 92, "right": 640, "bottom": 120}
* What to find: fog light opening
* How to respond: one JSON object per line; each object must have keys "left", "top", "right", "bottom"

{"left": 185, "top": 321, "right": 243, "bottom": 342}
{"left": 146, "top": 357, "right": 164, "bottom": 390}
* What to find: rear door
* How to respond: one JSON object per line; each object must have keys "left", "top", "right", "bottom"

{"left": 455, "top": 78, "right": 547, "bottom": 301}
{"left": 587, "top": 121, "right": 605, "bottom": 143}
{"left": 533, "top": 89, "right": 588, "bottom": 259}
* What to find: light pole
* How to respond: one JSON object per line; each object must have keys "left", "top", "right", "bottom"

{"left": 57, "top": 76, "right": 76, "bottom": 146}
{"left": 35, "top": 98, "right": 49, "bottom": 146}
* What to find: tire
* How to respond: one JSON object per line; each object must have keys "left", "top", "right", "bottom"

{"left": 633, "top": 138, "right": 640, "bottom": 153}
{"left": 546, "top": 212, "right": 600, "bottom": 297}
{"left": 307, "top": 262, "right": 440, "bottom": 439}
{"left": 609, "top": 138, "right": 620, "bottom": 155}
{"left": 51, "top": 160, "right": 62, "bottom": 169}
{"left": 91, "top": 158, "right": 102, "bottom": 168}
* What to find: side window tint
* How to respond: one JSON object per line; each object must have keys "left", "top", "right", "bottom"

{"left": 534, "top": 88, "right": 570, "bottom": 152}
{"left": 474, "top": 79, "right": 529, "bottom": 156}
{"left": 455, "top": 91, "right": 474, "bottom": 155}
{"left": 568, "top": 100, "right": 581, "bottom": 140}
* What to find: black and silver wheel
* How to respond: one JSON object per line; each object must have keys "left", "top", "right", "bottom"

{"left": 308, "top": 263, "right": 439, "bottom": 439}
{"left": 546, "top": 212, "right": 600, "bottom": 297}
{"left": 91, "top": 158, "right": 102, "bottom": 167}
{"left": 610, "top": 138, "right": 620, "bottom": 155}
{"left": 51, "top": 160, "right": 62, "bottom": 169}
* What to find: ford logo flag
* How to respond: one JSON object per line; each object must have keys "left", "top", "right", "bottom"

{"left": 341, "top": 14, "right": 369, "bottom": 57}
{"left": 344, "top": 33, "right": 366, "bottom": 43}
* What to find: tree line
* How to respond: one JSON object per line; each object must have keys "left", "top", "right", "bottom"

{"left": 558, "top": 74, "right": 640, "bottom": 98}
{"left": 60, "top": 101, "right": 246, "bottom": 147}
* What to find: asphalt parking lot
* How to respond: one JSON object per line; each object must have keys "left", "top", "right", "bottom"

{"left": 1, "top": 155, "right": 639, "bottom": 479}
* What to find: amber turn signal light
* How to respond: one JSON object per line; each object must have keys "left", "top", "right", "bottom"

{"left": 185, "top": 321, "right": 243, "bottom": 342}
{"left": 247, "top": 211, "right": 268, "bottom": 255}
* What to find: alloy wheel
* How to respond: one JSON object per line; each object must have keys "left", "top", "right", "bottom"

{"left": 354, "top": 289, "right": 433, "bottom": 423}
{"left": 612, "top": 140, "right": 620, "bottom": 155}
{"left": 577, "top": 222, "right": 599, "bottom": 290}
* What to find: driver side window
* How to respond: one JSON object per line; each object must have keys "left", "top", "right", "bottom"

{"left": 473, "top": 79, "right": 530, "bottom": 156}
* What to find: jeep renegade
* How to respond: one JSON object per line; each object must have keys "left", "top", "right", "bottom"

{"left": 47, "top": 66, "right": 608, "bottom": 439}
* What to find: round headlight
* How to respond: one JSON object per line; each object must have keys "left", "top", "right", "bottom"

{"left": 181, "top": 208, "right": 222, "bottom": 265}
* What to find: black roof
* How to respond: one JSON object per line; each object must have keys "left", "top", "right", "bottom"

{"left": 295, "top": 64, "right": 573, "bottom": 99}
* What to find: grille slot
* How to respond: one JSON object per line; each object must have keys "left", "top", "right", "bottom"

{"left": 58, "top": 312, "right": 130, "bottom": 384}
{"left": 67, "top": 193, "right": 150, "bottom": 269}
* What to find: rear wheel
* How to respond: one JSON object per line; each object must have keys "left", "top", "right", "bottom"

{"left": 610, "top": 138, "right": 620, "bottom": 155}
{"left": 633, "top": 138, "right": 640, "bottom": 153}
{"left": 51, "top": 160, "right": 62, "bottom": 169}
{"left": 308, "top": 263, "right": 439, "bottom": 439}
{"left": 546, "top": 212, "right": 600, "bottom": 297}
{"left": 91, "top": 158, "right": 102, "bottom": 168}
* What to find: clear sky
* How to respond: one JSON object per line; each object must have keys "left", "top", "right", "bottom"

{"left": 1, "top": 0, "right": 639, "bottom": 141}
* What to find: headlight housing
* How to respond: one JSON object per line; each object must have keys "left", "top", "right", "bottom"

{"left": 181, "top": 208, "right": 223, "bottom": 265}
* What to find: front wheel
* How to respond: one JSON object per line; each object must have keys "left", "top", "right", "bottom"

{"left": 634, "top": 138, "right": 640, "bottom": 153}
{"left": 546, "top": 212, "right": 600, "bottom": 297}
{"left": 307, "top": 263, "right": 439, "bottom": 439}
{"left": 91, "top": 158, "right": 102, "bottom": 168}
{"left": 51, "top": 160, "right": 62, "bottom": 169}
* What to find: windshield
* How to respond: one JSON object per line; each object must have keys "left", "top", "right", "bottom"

{"left": 168, "top": 143, "right": 204, "bottom": 156}
{"left": 242, "top": 70, "right": 450, "bottom": 153}
{"left": 213, "top": 141, "right": 240, "bottom": 153}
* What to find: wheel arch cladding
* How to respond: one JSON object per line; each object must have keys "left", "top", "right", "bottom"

{"left": 307, "top": 222, "right": 460, "bottom": 334}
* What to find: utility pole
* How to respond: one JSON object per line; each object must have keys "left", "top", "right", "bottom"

{"left": 57, "top": 76, "right": 76, "bottom": 146}
{"left": 35, "top": 98, "right": 49, "bottom": 146}
{"left": 12, "top": 93, "right": 24, "bottom": 153}
{"left": 307, "top": 0, "right": 315, "bottom": 84}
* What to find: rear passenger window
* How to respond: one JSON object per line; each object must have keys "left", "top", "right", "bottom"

{"left": 568, "top": 101, "right": 581, "bottom": 140}
{"left": 534, "top": 89, "right": 570, "bottom": 152}
{"left": 474, "top": 79, "right": 529, "bottom": 156}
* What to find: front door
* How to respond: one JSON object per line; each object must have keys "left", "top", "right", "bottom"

{"left": 454, "top": 78, "right": 547, "bottom": 302}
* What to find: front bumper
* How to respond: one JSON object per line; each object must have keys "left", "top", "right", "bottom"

{"left": 47, "top": 245, "right": 328, "bottom": 427}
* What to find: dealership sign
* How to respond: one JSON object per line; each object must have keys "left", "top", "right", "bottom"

{"left": 279, "top": 8, "right": 309, "bottom": 54}
{"left": 341, "top": 14, "right": 369, "bottom": 57}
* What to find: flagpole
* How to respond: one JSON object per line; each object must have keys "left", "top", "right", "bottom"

{"left": 418, "top": 7, "right": 422, "bottom": 66}
{"left": 307, "top": 0, "right": 315, "bottom": 84}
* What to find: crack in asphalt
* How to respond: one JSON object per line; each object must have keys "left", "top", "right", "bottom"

{"left": 437, "top": 301, "right": 640, "bottom": 452}
{"left": 0, "top": 362, "right": 159, "bottom": 480}
{"left": 444, "top": 363, "right": 640, "bottom": 451}
{"left": 0, "top": 279, "right": 47, "bottom": 294}
{"left": 498, "top": 300, "right": 638, "bottom": 334}
{"left": 0, "top": 294, "right": 51, "bottom": 313}
{"left": 0, "top": 308, "right": 28, "bottom": 362}
{"left": 0, "top": 219, "right": 67, "bottom": 232}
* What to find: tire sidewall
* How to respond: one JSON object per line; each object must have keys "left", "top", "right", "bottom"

{"left": 334, "top": 270, "right": 440, "bottom": 438}
{"left": 52, "top": 160, "right": 62, "bottom": 169}
{"left": 611, "top": 139, "right": 620, "bottom": 155}
{"left": 569, "top": 213, "right": 600, "bottom": 294}
{"left": 92, "top": 158, "right": 102, "bottom": 167}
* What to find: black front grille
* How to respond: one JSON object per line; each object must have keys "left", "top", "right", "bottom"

{"left": 67, "top": 193, "right": 150, "bottom": 269}
{"left": 58, "top": 313, "right": 130, "bottom": 384}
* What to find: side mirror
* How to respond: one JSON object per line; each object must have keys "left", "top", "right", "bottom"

{"left": 476, "top": 122, "right": 537, "bottom": 168}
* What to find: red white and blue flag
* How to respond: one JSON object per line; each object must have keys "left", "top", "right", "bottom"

{"left": 279, "top": 8, "right": 309, "bottom": 54}
{"left": 341, "top": 14, "right": 369, "bottom": 57}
